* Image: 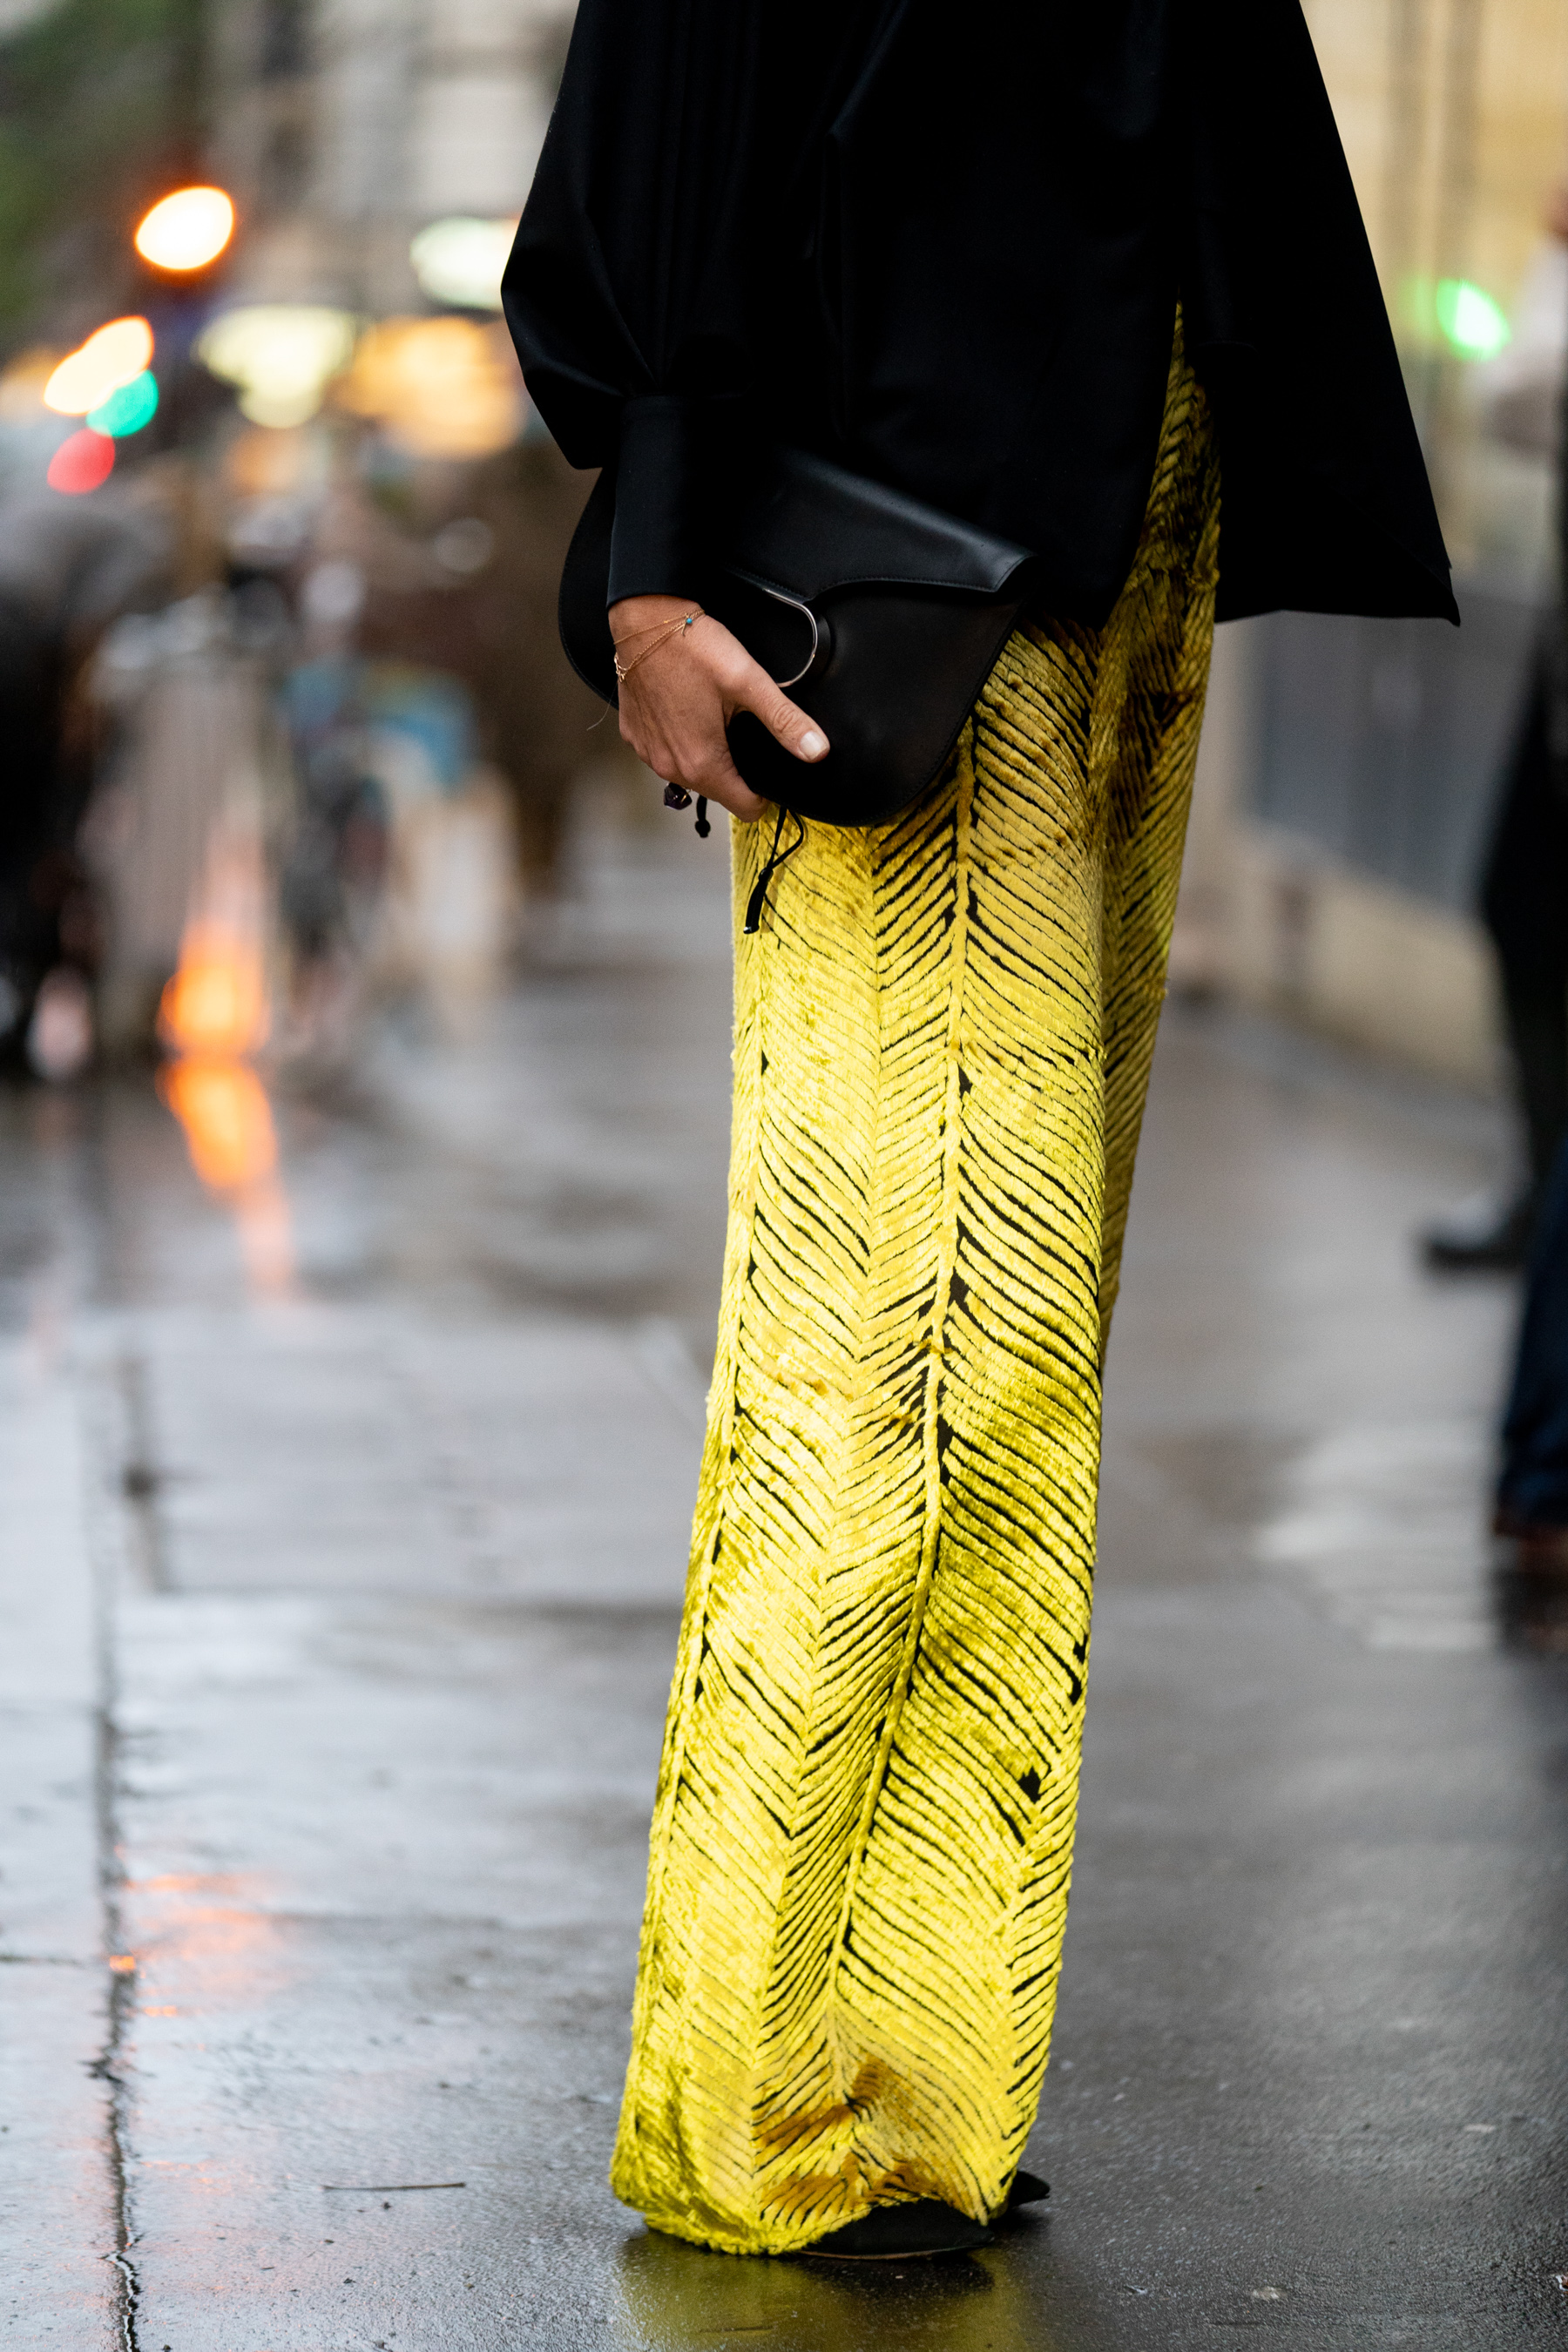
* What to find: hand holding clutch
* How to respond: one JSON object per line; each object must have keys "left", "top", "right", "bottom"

{"left": 609, "top": 592, "right": 829, "bottom": 823}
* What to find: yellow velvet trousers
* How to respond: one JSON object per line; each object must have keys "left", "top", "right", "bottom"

{"left": 612, "top": 332, "right": 1220, "bottom": 2254}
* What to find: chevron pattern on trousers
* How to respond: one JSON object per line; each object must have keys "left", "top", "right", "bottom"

{"left": 612, "top": 326, "right": 1221, "bottom": 2254}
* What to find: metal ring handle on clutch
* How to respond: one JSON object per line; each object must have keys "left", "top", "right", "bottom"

{"left": 754, "top": 583, "right": 825, "bottom": 688}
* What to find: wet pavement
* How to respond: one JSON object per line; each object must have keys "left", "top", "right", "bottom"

{"left": 4, "top": 790, "right": 1567, "bottom": 2350}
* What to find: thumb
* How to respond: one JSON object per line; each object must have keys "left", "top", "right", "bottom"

{"left": 732, "top": 658, "right": 830, "bottom": 765}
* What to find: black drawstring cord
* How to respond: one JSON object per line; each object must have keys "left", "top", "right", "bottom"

{"left": 743, "top": 804, "right": 805, "bottom": 935}
{"left": 694, "top": 796, "right": 710, "bottom": 838}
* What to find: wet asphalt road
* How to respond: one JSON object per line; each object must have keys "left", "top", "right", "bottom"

{"left": 3, "top": 791, "right": 1567, "bottom": 2350}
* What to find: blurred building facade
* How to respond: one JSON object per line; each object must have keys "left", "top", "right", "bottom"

{"left": 209, "top": 0, "right": 568, "bottom": 312}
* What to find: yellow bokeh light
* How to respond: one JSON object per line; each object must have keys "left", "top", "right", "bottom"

{"left": 335, "top": 316, "right": 522, "bottom": 457}
{"left": 197, "top": 305, "right": 357, "bottom": 428}
{"left": 135, "top": 185, "right": 235, "bottom": 272}
{"left": 44, "top": 317, "right": 154, "bottom": 416}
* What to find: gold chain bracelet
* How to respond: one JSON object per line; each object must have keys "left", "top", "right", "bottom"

{"left": 611, "top": 612, "right": 700, "bottom": 648}
{"left": 612, "top": 609, "right": 705, "bottom": 686}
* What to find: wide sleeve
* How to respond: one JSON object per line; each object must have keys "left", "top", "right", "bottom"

{"left": 502, "top": 0, "right": 770, "bottom": 605}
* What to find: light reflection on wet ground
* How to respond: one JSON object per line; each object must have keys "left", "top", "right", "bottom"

{"left": 3, "top": 795, "right": 1567, "bottom": 2349}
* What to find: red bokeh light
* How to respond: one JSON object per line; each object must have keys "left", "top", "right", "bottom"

{"left": 46, "top": 428, "right": 115, "bottom": 494}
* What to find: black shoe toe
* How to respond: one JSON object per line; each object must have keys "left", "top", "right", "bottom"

{"left": 801, "top": 2200, "right": 994, "bottom": 2260}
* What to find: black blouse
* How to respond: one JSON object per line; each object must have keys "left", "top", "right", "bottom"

{"left": 504, "top": 0, "right": 1457, "bottom": 629}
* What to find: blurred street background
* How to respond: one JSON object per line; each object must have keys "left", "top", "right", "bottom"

{"left": 2, "top": 3, "right": 1568, "bottom": 2347}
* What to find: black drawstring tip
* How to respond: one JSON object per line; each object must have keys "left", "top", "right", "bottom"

{"left": 694, "top": 795, "right": 711, "bottom": 838}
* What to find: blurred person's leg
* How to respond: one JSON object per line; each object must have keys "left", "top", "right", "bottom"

{"left": 466, "top": 436, "right": 612, "bottom": 912}
{"left": 496, "top": 754, "right": 575, "bottom": 903}
{"left": 1497, "top": 1136, "right": 1568, "bottom": 1551}
{"left": 1484, "top": 649, "right": 1568, "bottom": 1193}
{"left": 1425, "top": 644, "right": 1568, "bottom": 1268}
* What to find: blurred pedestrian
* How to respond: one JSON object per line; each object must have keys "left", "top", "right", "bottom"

{"left": 0, "top": 490, "right": 166, "bottom": 1070}
{"left": 0, "top": 562, "right": 84, "bottom": 1067}
{"left": 454, "top": 431, "right": 616, "bottom": 901}
{"left": 356, "top": 430, "right": 621, "bottom": 913}
{"left": 276, "top": 643, "right": 386, "bottom": 986}
{"left": 87, "top": 458, "right": 291, "bottom": 1062}
{"left": 1425, "top": 183, "right": 1568, "bottom": 1271}
{"left": 507, "top": 0, "right": 1454, "bottom": 2262}
{"left": 1497, "top": 1134, "right": 1568, "bottom": 1566}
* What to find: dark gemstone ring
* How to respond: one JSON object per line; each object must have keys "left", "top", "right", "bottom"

{"left": 662, "top": 781, "right": 693, "bottom": 811}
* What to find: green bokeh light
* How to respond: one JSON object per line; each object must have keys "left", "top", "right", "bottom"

{"left": 87, "top": 370, "right": 159, "bottom": 437}
{"left": 1434, "top": 279, "right": 1511, "bottom": 361}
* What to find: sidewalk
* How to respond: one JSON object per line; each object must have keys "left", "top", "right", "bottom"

{"left": 3, "top": 797, "right": 1565, "bottom": 2350}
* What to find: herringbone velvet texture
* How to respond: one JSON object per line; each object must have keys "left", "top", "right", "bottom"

{"left": 612, "top": 333, "right": 1220, "bottom": 2254}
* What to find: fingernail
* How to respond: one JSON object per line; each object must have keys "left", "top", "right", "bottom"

{"left": 801, "top": 730, "right": 827, "bottom": 760}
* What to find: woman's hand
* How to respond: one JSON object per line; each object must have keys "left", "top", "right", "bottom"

{"left": 610, "top": 594, "right": 828, "bottom": 824}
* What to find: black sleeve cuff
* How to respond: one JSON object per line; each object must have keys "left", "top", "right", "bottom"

{"left": 606, "top": 395, "right": 708, "bottom": 606}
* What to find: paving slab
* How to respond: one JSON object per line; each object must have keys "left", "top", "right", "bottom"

{"left": 0, "top": 1330, "right": 118, "bottom": 2343}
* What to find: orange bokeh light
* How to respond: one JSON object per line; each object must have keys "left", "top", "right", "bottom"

{"left": 157, "top": 893, "right": 296, "bottom": 1290}
{"left": 158, "top": 923, "right": 270, "bottom": 1059}
{"left": 158, "top": 1060, "right": 278, "bottom": 1191}
{"left": 135, "top": 186, "right": 234, "bottom": 273}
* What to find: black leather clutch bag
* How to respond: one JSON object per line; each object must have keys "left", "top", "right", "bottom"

{"left": 558, "top": 447, "right": 1037, "bottom": 828}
